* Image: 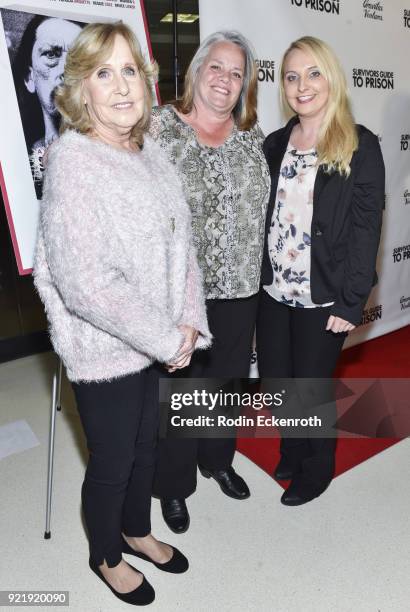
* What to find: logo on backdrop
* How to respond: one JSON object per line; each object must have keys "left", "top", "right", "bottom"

{"left": 404, "top": 190, "right": 410, "bottom": 205}
{"left": 405, "top": 9, "right": 410, "bottom": 27}
{"left": 256, "top": 59, "right": 275, "bottom": 83}
{"left": 400, "top": 296, "right": 410, "bottom": 310}
{"left": 290, "top": 0, "right": 340, "bottom": 14}
{"left": 393, "top": 244, "right": 410, "bottom": 263}
{"left": 401, "top": 134, "right": 410, "bottom": 151}
{"left": 352, "top": 68, "right": 394, "bottom": 89}
{"left": 360, "top": 305, "right": 383, "bottom": 326}
{"left": 363, "top": 1, "right": 383, "bottom": 21}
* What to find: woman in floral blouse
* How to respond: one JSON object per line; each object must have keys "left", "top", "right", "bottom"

{"left": 257, "top": 36, "right": 384, "bottom": 506}
{"left": 150, "top": 31, "right": 270, "bottom": 533}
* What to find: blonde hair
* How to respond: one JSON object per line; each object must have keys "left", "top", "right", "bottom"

{"left": 174, "top": 30, "right": 258, "bottom": 131}
{"left": 280, "top": 36, "right": 358, "bottom": 176}
{"left": 55, "top": 21, "right": 157, "bottom": 148}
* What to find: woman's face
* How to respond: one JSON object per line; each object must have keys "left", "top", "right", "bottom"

{"left": 25, "top": 18, "right": 82, "bottom": 118}
{"left": 283, "top": 48, "right": 329, "bottom": 121}
{"left": 195, "top": 41, "right": 245, "bottom": 116}
{"left": 82, "top": 34, "right": 145, "bottom": 138}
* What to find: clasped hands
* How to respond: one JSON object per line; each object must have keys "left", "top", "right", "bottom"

{"left": 166, "top": 325, "right": 199, "bottom": 373}
{"left": 166, "top": 317, "right": 354, "bottom": 374}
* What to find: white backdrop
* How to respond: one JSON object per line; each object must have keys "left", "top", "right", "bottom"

{"left": 0, "top": 0, "right": 156, "bottom": 274}
{"left": 199, "top": 0, "right": 410, "bottom": 348}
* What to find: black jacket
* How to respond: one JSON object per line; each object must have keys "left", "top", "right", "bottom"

{"left": 261, "top": 116, "right": 385, "bottom": 326}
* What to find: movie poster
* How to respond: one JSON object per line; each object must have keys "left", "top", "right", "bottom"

{"left": 0, "top": 1, "right": 155, "bottom": 273}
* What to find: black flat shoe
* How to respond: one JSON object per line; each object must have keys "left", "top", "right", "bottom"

{"left": 274, "top": 457, "right": 296, "bottom": 480}
{"left": 199, "top": 465, "right": 250, "bottom": 500}
{"left": 89, "top": 558, "right": 155, "bottom": 606}
{"left": 160, "top": 498, "right": 190, "bottom": 534}
{"left": 122, "top": 539, "right": 188, "bottom": 574}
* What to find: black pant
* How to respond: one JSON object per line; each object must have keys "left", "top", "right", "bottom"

{"left": 153, "top": 294, "right": 259, "bottom": 499}
{"left": 256, "top": 290, "right": 346, "bottom": 491}
{"left": 72, "top": 366, "right": 159, "bottom": 567}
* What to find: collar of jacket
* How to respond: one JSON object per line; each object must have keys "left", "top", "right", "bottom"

{"left": 264, "top": 114, "right": 337, "bottom": 205}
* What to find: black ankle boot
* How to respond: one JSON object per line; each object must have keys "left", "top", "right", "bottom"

{"left": 274, "top": 456, "right": 297, "bottom": 480}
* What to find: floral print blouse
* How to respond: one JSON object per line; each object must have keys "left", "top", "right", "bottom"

{"left": 264, "top": 142, "right": 333, "bottom": 308}
{"left": 150, "top": 105, "right": 271, "bottom": 299}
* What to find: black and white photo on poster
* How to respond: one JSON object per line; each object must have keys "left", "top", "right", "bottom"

{"left": 1, "top": 8, "right": 86, "bottom": 198}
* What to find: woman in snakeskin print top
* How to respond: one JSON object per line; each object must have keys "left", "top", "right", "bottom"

{"left": 150, "top": 30, "right": 270, "bottom": 534}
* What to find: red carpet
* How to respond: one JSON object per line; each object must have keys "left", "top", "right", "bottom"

{"left": 238, "top": 325, "right": 410, "bottom": 487}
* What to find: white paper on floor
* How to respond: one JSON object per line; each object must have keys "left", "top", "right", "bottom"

{"left": 0, "top": 419, "right": 40, "bottom": 460}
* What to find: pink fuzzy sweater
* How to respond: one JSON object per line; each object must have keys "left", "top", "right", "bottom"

{"left": 34, "top": 130, "right": 211, "bottom": 382}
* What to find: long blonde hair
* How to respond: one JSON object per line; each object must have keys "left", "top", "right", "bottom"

{"left": 55, "top": 22, "right": 157, "bottom": 148}
{"left": 280, "top": 36, "right": 358, "bottom": 176}
{"left": 174, "top": 30, "right": 258, "bottom": 131}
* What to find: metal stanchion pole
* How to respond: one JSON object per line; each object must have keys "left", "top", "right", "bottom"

{"left": 44, "top": 357, "right": 60, "bottom": 538}
{"left": 56, "top": 357, "right": 63, "bottom": 411}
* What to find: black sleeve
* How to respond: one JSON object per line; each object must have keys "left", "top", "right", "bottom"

{"left": 330, "top": 131, "right": 385, "bottom": 326}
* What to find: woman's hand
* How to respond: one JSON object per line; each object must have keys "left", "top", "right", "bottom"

{"left": 166, "top": 353, "right": 193, "bottom": 373}
{"left": 166, "top": 325, "right": 199, "bottom": 372}
{"left": 326, "top": 315, "right": 355, "bottom": 333}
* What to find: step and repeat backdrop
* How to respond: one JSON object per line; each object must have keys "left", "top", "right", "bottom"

{"left": 0, "top": 0, "right": 156, "bottom": 274}
{"left": 199, "top": 0, "right": 410, "bottom": 349}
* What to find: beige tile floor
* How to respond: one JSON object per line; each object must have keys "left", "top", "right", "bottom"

{"left": 0, "top": 352, "right": 409, "bottom": 612}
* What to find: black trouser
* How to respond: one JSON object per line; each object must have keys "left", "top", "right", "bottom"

{"left": 72, "top": 365, "right": 159, "bottom": 567}
{"left": 153, "top": 294, "right": 259, "bottom": 500}
{"left": 256, "top": 290, "right": 346, "bottom": 491}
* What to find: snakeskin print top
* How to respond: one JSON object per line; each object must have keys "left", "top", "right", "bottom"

{"left": 150, "top": 104, "right": 270, "bottom": 299}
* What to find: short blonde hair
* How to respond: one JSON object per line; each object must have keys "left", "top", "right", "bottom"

{"left": 175, "top": 31, "right": 258, "bottom": 131}
{"left": 55, "top": 21, "right": 157, "bottom": 148}
{"left": 280, "top": 36, "right": 358, "bottom": 176}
